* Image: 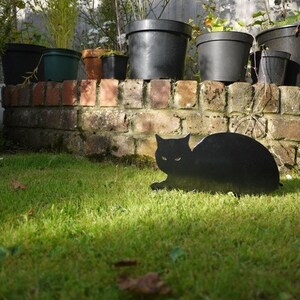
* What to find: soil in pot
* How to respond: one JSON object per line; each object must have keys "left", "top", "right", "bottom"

{"left": 1, "top": 43, "right": 45, "bottom": 85}
{"left": 196, "top": 31, "right": 254, "bottom": 83}
{"left": 126, "top": 19, "right": 192, "bottom": 80}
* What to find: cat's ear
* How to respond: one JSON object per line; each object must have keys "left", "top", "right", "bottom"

{"left": 183, "top": 134, "right": 191, "bottom": 143}
{"left": 155, "top": 134, "right": 164, "bottom": 144}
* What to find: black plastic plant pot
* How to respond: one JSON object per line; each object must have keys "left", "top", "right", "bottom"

{"left": 196, "top": 31, "right": 254, "bottom": 83}
{"left": 1, "top": 43, "right": 45, "bottom": 85}
{"left": 256, "top": 25, "right": 300, "bottom": 86}
{"left": 125, "top": 19, "right": 192, "bottom": 80}
{"left": 251, "top": 50, "right": 291, "bottom": 85}
{"left": 102, "top": 54, "right": 128, "bottom": 80}
{"left": 43, "top": 48, "right": 81, "bottom": 82}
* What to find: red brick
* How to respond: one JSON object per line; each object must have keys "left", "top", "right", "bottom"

{"left": 62, "top": 80, "right": 78, "bottom": 106}
{"left": 46, "top": 82, "right": 61, "bottom": 106}
{"left": 99, "top": 79, "right": 118, "bottom": 107}
{"left": 33, "top": 82, "right": 46, "bottom": 106}
{"left": 174, "top": 80, "right": 198, "bottom": 109}
{"left": 18, "top": 84, "right": 32, "bottom": 106}
{"left": 2, "top": 86, "right": 12, "bottom": 107}
{"left": 80, "top": 80, "right": 97, "bottom": 106}
{"left": 149, "top": 79, "right": 171, "bottom": 109}
{"left": 10, "top": 86, "right": 19, "bottom": 106}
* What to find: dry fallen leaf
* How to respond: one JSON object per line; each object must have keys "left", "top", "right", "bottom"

{"left": 118, "top": 272, "right": 171, "bottom": 296}
{"left": 113, "top": 259, "right": 138, "bottom": 267}
{"left": 11, "top": 179, "right": 27, "bottom": 190}
{"left": 26, "top": 208, "right": 35, "bottom": 218}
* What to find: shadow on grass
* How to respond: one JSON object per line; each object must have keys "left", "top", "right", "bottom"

{"left": 1, "top": 150, "right": 300, "bottom": 300}
{"left": 1, "top": 197, "right": 300, "bottom": 300}
{"left": 274, "top": 178, "right": 300, "bottom": 195}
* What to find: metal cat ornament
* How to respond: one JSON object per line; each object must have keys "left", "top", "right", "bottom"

{"left": 151, "top": 132, "right": 280, "bottom": 195}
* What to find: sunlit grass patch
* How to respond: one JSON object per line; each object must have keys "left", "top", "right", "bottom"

{"left": 0, "top": 153, "right": 299, "bottom": 299}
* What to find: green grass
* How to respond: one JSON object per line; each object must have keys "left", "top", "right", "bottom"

{"left": 0, "top": 153, "right": 300, "bottom": 300}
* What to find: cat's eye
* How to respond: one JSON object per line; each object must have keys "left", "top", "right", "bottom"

{"left": 162, "top": 156, "right": 167, "bottom": 161}
{"left": 175, "top": 157, "right": 182, "bottom": 162}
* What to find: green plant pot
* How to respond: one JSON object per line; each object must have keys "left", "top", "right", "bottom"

{"left": 43, "top": 48, "right": 81, "bottom": 82}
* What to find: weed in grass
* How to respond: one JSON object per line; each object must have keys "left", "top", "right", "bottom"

{"left": 0, "top": 153, "right": 300, "bottom": 299}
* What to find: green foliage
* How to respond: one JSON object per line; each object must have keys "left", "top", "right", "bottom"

{"left": 201, "top": 0, "right": 234, "bottom": 32}
{"left": 204, "top": 12, "right": 233, "bottom": 32}
{"left": 30, "top": 0, "right": 78, "bottom": 49}
{"left": 0, "top": 153, "right": 300, "bottom": 299}
{"left": 46, "top": 0, "right": 78, "bottom": 48}
{"left": 78, "top": 0, "right": 120, "bottom": 50}
{"left": 120, "top": 0, "right": 171, "bottom": 21}
{"left": 0, "top": 1, "right": 49, "bottom": 51}
{"left": 9, "top": 21, "right": 48, "bottom": 45}
{"left": 247, "top": 0, "right": 300, "bottom": 30}
{"left": 0, "top": 0, "right": 26, "bottom": 53}
{"left": 78, "top": 0, "right": 171, "bottom": 52}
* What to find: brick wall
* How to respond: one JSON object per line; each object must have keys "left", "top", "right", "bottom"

{"left": 2, "top": 79, "right": 300, "bottom": 173}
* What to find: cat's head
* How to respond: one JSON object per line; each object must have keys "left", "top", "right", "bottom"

{"left": 154, "top": 134, "right": 192, "bottom": 174}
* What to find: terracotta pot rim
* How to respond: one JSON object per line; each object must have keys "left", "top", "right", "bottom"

{"left": 82, "top": 48, "right": 110, "bottom": 59}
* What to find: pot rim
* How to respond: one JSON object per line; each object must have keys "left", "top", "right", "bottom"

{"left": 125, "top": 19, "right": 192, "bottom": 38}
{"left": 101, "top": 54, "right": 128, "bottom": 59}
{"left": 256, "top": 24, "right": 300, "bottom": 42}
{"left": 4, "top": 43, "right": 46, "bottom": 52}
{"left": 43, "top": 48, "right": 82, "bottom": 58}
{"left": 252, "top": 50, "right": 291, "bottom": 60}
{"left": 81, "top": 48, "right": 110, "bottom": 59}
{"left": 196, "top": 31, "right": 254, "bottom": 46}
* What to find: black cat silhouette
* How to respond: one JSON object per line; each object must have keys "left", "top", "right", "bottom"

{"left": 151, "top": 132, "right": 280, "bottom": 195}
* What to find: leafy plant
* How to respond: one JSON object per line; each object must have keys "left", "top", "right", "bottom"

{"left": 247, "top": 0, "right": 300, "bottom": 30}
{"left": 78, "top": 0, "right": 172, "bottom": 53}
{"left": 120, "top": 0, "right": 172, "bottom": 21}
{"left": 200, "top": 0, "right": 234, "bottom": 32}
{"left": 31, "top": 0, "right": 79, "bottom": 48}
{"left": 46, "top": 0, "right": 78, "bottom": 48}
{"left": 0, "top": 0, "right": 26, "bottom": 54}
{"left": 78, "top": 0, "right": 119, "bottom": 50}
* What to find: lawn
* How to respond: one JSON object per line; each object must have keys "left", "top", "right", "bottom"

{"left": 0, "top": 153, "right": 299, "bottom": 300}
